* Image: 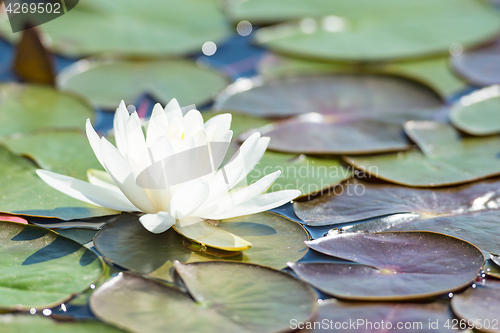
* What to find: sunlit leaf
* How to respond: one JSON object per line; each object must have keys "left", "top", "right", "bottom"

{"left": 90, "top": 263, "right": 317, "bottom": 333}
{"left": 290, "top": 231, "right": 483, "bottom": 301}
{"left": 450, "top": 86, "right": 500, "bottom": 136}
{"left": 306, "top": 299, "right": 457, "bottom": 333}
{"left": 0, "top": 0, "right": 231, "bottom": 57}
{"left": 214, "top": 74, "right": 442, "bottom": 118}
{"left": 294, "top": 178, "right": 500, "bottom": 226}
{"left": 93, "top": 212, "right": 308, "bottom": 282}
{"left": 451, "top": 287, "right": 500, "bottom": 332}
{"left": 0, "top": 84, "right": 93, "bottom": 138}
{"left": 254, "top": 1, "right": 500, "bottom": 61}
{"left": 58, "top": 59, "right": 228, "bottom": 110}
{"left": 0, "top": 222, "right": 102, "bottom": 310}
{"left": 345, "top": 121, "right": 500, "bottom": 187}
{"left": 0, "top": 145, "right": 117, "bottom": 220}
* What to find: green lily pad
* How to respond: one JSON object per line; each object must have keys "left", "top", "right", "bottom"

{"left": 290, "top": 231, "right": 483, "bottom": 301}
{"left": 256, "top": 108, "right": 442, "bottom": 155}
{"left": 304, "top": 299, "right": 456, "bottom": 333}
{"left": 55, "top": 228, "right": 99, "bottom": 245}
{"left": 0, "top": 0, "right": 231, "bottom": 57}
{"left": 0, "top": 145, "right": 117, "bottom": 220}
{"left": 294, "top": 178, "right": 500, "bottom": 226}
{"left": 450, "top": 86, "right": 500, "bottom": 136}
{"left": 451, "top": 287, "right": 500, "bottom": 332}
{"left": 345, "top": 121, "right": 500, "bottom": 187}
{"left": 0, "top": 84, "right": 93, "bottom": 138}
{"left": 451, "top": 40, "right": 500, "bottom": 87}
{"left": 0, "top": 222, "right": 102, "bottom": 310}
{"left": 243, "top": 151, "right": 352, "bottom": 199}
{"left": 2, "top": 130, "right": 101, "bottom": 181}
{"left": 214, "top": 74, "right": 442, "bottom": 118}
{"left": 254, "top": 1, "right": 500, "bottom": 62}
{"left": 58, "top": 59, "right": 229, "bottom": 110}
{"left": 258, "top": 54, "right": 467, "bottom": 100}
{"left": 93, "top": 212, "right": 308, "bottom": 282}
{"left": 0, "top": 315, "right": 125, "bottom": 333}
{"left": 90, "top": 263, "right": 317, "bottom": 333}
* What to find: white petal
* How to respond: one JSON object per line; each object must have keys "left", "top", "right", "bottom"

{"left": 139, "top": 211, "right": 175, "bottom": 233}
{"left": 146, "top": 103, "right": 169, "bottom": 146}
{"left": 204, "top": 113, "right": 232, "bottom": 140}
{"left": 85, "top": 119, "right": 105, "bottom": 169}
{"left": 87, "top": 169, "right": 121, "bottom": 192}
{"left": 36, "top": 169, "right": 138, "bottom": 212}
{"left": 125, "top": 112, "right": 151, "bottom": 173}
{"left": 165, "top": 98, "right": 183, "bottom": 124}
{"left": 169, "top": 178, "right": 209, "bottom": 219}
{"left": 100, "top": 137, "right": 157, "bottom": 213}
{"left": 202, "top": 190, "right": 300, "bottom": 220}
{"left": 113, "top": 100, "right": 130, "bottom": 157}
{"left": 182, "top": 109, "right": 204, "bottom": 136}
{"left": 168, "top": 117, "right": 184, "bottom": 140}
{"left": 194, "top": 171, "right": 281, "bottom": 217}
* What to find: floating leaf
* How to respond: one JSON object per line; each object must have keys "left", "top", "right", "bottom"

{"left": 0, "top": 84, "right": 93, "bottom": 137}
{"left": 305, "top": 299, "right": 456, "bottom": 333}
{"left": 451, "top": 287, "right": 500, "bottom": 332}
{"left": 58, "top": 59, "right": 228, "bottom": 110}
{"left": 203, "top": 110, "right": 271, "bottom": 139}
{"left": 290, "top": 231, "right": 483, "bottom": 301}
{"left": 258, "top": 54, "right": 467, "bottom": 99}
{"left": 492, "top": 254, "right": 500, "bottom": 269}
{"left": 256, "top": 109, "right": 442, "bottom": 155}
{"left": 243, "top": 151, "right": 352, "bottom": 198}
{"left": 484, "top": 260, "right": 500, "bottom": 280}
{"left": 12, "top": 25, "right": 55, "bottom": 86}
{"left": 451, "top": 40, "right": 500, "bottom": 87}
{"left": 0, "top": 0, "right": 231, "bottom": 57}
{"left": 0, "top": 314, "right": 125, "bottom": 333}
{"left": 294, "top": 178, "right": 500, "bottom": 226}
{"left": 55, "top": 228, "right": 98, "bottom": 245}
{"left": 93, "top": 213, "right": 308, "bottom": 282}
{"left": 345, "top": 121, "right": 500, "bottom": 187}
{"left": 450, "top": 86, "right": 500, "bottom": 136}
{"left": 0, "top": 222, "right": 102, "bottom": 310}
{"left": 91, "top": 263, "right": 317, "bottom": 333}
{"left": 0, "top": 145, "right": 116, "bottom": 220}
{"left": 214, "top": 74, "right": 442, "bottom": 118}
{"left": 2, "top": 130, "right": 101, "bottom": 181}
{"left": 0, "top": 214, "right": 27, "bottom": 224}
{"left": 254, "top": 1, "right": 500, "bottom": 62}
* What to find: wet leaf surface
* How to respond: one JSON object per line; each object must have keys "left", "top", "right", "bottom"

{"left": 451, "top": 287, "right": 500, "bottom": 332}
{"left": 257, "top": 54, "right": 467, "bottom": 100}
{"left": 254, "top": 1, "right": 500, "bottom": 61}
{"left": 0, "top": 222, "right": 102, "bottom": 310}
{"left": 90, "top": 263, "right": 317, "bottom": 333}
{"left": 2, "top": 130, "right": 102, "bottom": 181}
{"left": 307, "top": 299, "right": 458, "bottom": 333}
{"left": 214, "top": 74, "right": 442, "bottom": 118}
{"left": 93, "top": 213, "right": 308, "bottom": 282}
{"left": 345, "top": 121, "right": 500, "bottom": 187}
{"left": 290, "top": 231, "right": 483, "bottom": 300}
{"left": 294, "top": 178, "right": 500, "bottom": 226}
{"left": 58, "top": 59, "right": 228, "bottom": 110}
{"left": 450, "top": 86, "right": 500, "bottom": 136}
{"left": 492, "top": 254, "right": 500, "bottom": 270}
{"left": 0, "top": 314, "right": 125, "bottom": 333}
{"left": 0, "top": 84, "right": 93, "bottom": 137}
{"left": 451, "top": 40, "right": 500, "bottom": 87}
{"left": 0, "top": 145, "right": 117, "bottom": 220}
{"left": 0, "top": 0, "right": 231, "bottom": 57}
{"left": 484, "top": 260, "right": 500, "bottom": 280}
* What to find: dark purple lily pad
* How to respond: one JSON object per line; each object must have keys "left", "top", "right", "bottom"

{"left": 302, "top": 299, "right": 458, "bottom": 333}
{"left": 345, "top": 121, "right": 500, "bottom": 187}
{"left": 451, "top": 39, "right": 500, "bottom": 87}
{"left": 289, "top": 231, "right": 483, "bottom": 301}
{"left": 90, "top": 263, "right": 317, "bottom": 333}
{"left": 214, "top": 74, "right": 442, "bottom": 118}
{"left": 254, "top": 109, "right": 441, "bottom": 154}
{"left": 294, "top": 178, "right": 500, "bottom": 226}
{"left": 451, "top": 287, "right": 500, "bottom": 332}
{"left": 93, "top": 212, "right": 308, "bottom": 282}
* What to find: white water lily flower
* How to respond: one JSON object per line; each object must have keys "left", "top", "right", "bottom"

{"left": 37, "top": 99, "right": 300, "bottom": 251}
